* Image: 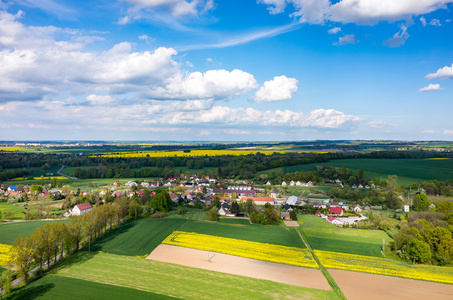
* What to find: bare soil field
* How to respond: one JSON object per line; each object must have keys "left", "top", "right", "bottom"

{"left": 147, "top": 244, "right": 330, "bottom": 291}
{"left": 283, "top": 220, "right": 300, "bottom": 227}
{"left": 330, "top": 269, "right": 453, "bottom": 300}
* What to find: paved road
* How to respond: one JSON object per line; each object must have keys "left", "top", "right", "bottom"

{"left": 57, "top": 165, "right": 77, "bottom": 180}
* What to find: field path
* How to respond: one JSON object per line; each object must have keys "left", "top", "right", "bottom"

{"left": 147, "top": 244, "right": 330, "bottom": 291}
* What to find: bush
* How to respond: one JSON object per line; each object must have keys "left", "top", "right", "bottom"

{"left": 177, "top": 207, "right": 188, "bottom": 215}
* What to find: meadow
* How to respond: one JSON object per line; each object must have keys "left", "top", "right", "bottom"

{"left": 90, "top": 218, "right": 186, "bottom": 256}
{"left": 49, "top": 251, "right": 336, "bottom": 299}
{"left": 0, "top": 220, "right": 69, "bottom": 245}
{"left": 283, "top": 158, "right": 453, "bottom": 185}
{"left": 163, "top": 231, "right": 317, "bottom": 268}
{"left": 299, "top": 215, "right": 390, "bottom": 257}
{"left": 179, "top": 220, "right": 306, "bottom": 248}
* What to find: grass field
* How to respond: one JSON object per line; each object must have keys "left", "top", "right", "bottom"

{"left": 217, "top": 218, "right": 251, "bottom": 225}
{"left": 0, "top": 220, "right": 69, "bottom": 245}
{"left": 91, "top": 218, "right": 186, "bottom": 256}
{"left": 179, "top": 220, "right": 306, "bottom": 248}
{"left": 6, "top": 275, "right": 175, "bottom": 300}
{"left": 299, "top": 215, "right": 390, "bottom": 257}
{"left": 283, "top": 158, "right": 453, "bottom": 185}
{"left": 0, "top": 202, "right": 25, "bottom": 220}
{"left": 50, "top": 251, "right": 336, "bottom": 299}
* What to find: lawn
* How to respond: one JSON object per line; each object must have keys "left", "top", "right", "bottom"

{"left": 179, "top": 220, "right": 305, "bottom": 248}
{"left": 49, "top": 251, "right": 337, "bottom": 300}
{"left": 90, "top": 218, "right": 186, "bottom": 256}
{"left": 0, "top": 202, "right": 25, "bottom": 220}
{"left": 299, "top": 215, "right": 390, "bottom": 257}
{"left": 283, "top": 158, "right": 453, "bottom": 185}
{"left": 7, "top": 275, "right": 174, "bottom": 300}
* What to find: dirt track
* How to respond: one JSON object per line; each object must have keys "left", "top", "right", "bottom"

{"left": 147, "top": 244, "right": 330, "bottom": 291}
{"left": 330, "top": 269, "right": 453, "bottom": 300}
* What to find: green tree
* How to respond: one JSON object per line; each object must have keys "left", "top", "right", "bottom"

{"left": 1, "top": 270, "right": 12, "bottom": 297}
{"left": 245, "top": 198, "right": 256, "bottom": 216}
{"left": 10, "top": 235, "right": 37, "bottom": 283}
{"left": 213, "top": 197, "right": 221, "bottom": 209}
{"left": 230, "top": 201, "right": 239, "bottom": 214}
{"left": 151, "top": 190, "right": 172, "bottom": 212}
{"left": 413, "top": 193, "right": 429, "bottom": 211}
{"left": 30, "top": 185, "right": 43, "bottom": 194}
{"left": 208, "top": 207, "right": 218, "bottom": 221}
{"left": 407, "top": 238, "right": 431, "bottom": 263}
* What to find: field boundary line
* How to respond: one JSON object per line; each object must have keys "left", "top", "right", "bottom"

{"left": 296, "top": 229, "right": 346, "bottom": 300}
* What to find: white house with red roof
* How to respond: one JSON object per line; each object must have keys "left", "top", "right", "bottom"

{"left": 329, "top": 207, "right": 343, "bottom": 216}
{"left": 327, "top": 216, "right": 342, "bottom": 225}
{"left": 65, "top": 203, "right": 93, "bottom": 217}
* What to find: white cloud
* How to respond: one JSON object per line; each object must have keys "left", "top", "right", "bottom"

{"left": 420, "top": 16, "right": 427, "bottom": 26}
{"left": 328, "top": 27, "right": 341, "bottom": 34}
{"left": 443, "top": 129, "right": 453, "bottom": 135}
{"left": 425, "top": 63, "right": 453, "bottom": 79}
{"left": 430, "top": 18, "right": 441, "bottom": 26}
{"left": 383, "top": 25, "right": 409, "bottom": 47}
{"left": 334, "top": 34, "right": 357, "bottom": 46}
{"left": 368, "top": 120, "right": 395, "bottom": 128}
{"left": 252, "top": 75, "right": 298, "bottom": 103}
{"left": 260, "top": 0, "right": 453, "bottom": 25}
{"left": 86, "top": 94, "right": 116, "bottom": 105}
{"left": 139, "top": 34, "right": 153, "bottom": 41}
{"left": 418, "top": 83, "right": 443, "bottom": 92}
{"left": 421, "top": 130, "right": 436, "bottom": 133}
{"left": 206, "top": 57, "right": 213, "bottom": 62}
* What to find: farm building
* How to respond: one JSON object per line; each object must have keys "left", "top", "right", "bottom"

{"left": 270, "top": 188, "right": 279, "bottom": 198}
{"left": 240, "top": 197, "right": 275, "bottom": 205}
{"left": 212, "top": 187, "right": 256, "bottom": 198}
{"left": 286, "top": 195, "right": 298, "bottom": 206}
{"left": 353, "top": 205, "right": 362, "bottom": 213}
{"left": 281, "top": 212, "right": 291, "bottom": 220}
{"left": 329, "top": 207, "right": 343, "bottom": 216}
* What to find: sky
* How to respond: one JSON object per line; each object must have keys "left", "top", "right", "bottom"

{"left": 0, "top": 0, "right": 452, "bottom": 142}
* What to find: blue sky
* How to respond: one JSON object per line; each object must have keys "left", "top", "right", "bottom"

{"left": 0, "top": 0, "right": 452, "bottom": 141}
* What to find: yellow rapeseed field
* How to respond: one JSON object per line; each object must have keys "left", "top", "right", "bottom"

{"left": 90, "top": 149, "right": 318, "bottom": 158}
{"left": 0, "top": 244, "right": 12, "bottom": 266}
{"left": 163, "top": 231, "right": 317, "bottom": 268}
{"left": 11, "top": 176, "right": 67, "bottom": 181}
{"left": 0, "top": 147, "right": 35, "bottom": 151}
{"left": 315, "top": 250, "right": 453, "bottom": 284}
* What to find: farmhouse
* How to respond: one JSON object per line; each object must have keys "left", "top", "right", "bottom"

{"left": 212, "top": 187, "right": 256, "bottom": 198}
{"left": 270, "top": 188, "right": 279, "bottom": 198}
{"left": 329, "top": 207, "right": 343, "bottom": 216}
{"left": 240, "top": 197, "right": 275, "bottom": 205}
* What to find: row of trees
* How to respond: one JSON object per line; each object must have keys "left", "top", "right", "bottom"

{"left": 9, "top": 200, "right": 131, "bottom": 284}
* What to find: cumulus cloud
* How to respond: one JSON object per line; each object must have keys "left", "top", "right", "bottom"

{"left": 328, "top": 27, "right": 341, "bottom": 34}
{"left": 0, "top": 10, "right": 263, "bottom": 103}
{"left": 420, "top": 16, "right": 427, "bottom": 26}
{"left": 86, "top": 94, "right": 116, "bottom": 105}
{"left": 383, "top": 25, "right": 409, "bottom": 47}
{"left": 418, "top": 83, "right": 443, "bottom": 92}
{"left": 443, "top": 129, "right": 453, "bottom": 135}
{"left": 425, "top": 63, "right": 453, "bottom": 79}
{"left": 430, "top": 18, "right": 441, "bottom": 26}
{"left": 334, "top": 34, "right": 357, "bottom": 46}
{"left": 260, "top": 0, "right": 453, "bottom": 25}
{"left": 252, "top": 75, "right": 298, "bottom": 103}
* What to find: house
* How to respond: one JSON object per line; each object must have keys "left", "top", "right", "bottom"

{"left": 289, "top": 181, "right": 295, "bottom": 186}
{"left": 283, "top": 203, "right": 293, "bottom": 211}
{"left": 67, "top": 203, "right": 93, "bottom": 216}
{"left": 221, "top": 202, "right": 231, "bottom": 210}
{"left": 329, "top": 207, "right": 343, "bottom": 216}
{"left": 364, "top": 204, "right": 371, "bottom": 211}
{"left": 306, "top": 181, "right": 314, "bottom": 187}
{"left": 353, "top": 204, "right": 362, "bottom": 213}
{"left": 212, "top": 187, "right": 256, "bottom": 198}
{"left": 286, "top": 195, "right": 298, "bottom": 206}
{"left": 218, "top": 207, "right": 226, "bottom": 216}
{"left": 240, "top": 197, "right": 274, "bottom": 205}
{"left": 265, "top": 181, "right": 272, "bottom": 186}
{"left": 296, "top": 181, "right": 302, "bottom": 186}
{"left": 169, "top": 192, "right": 179, "bottom": 203}
{"left": 281, "top": 181, "right": 287, "bottom": 186}
{"left": 270, "top": 188, "right": 279, "bottom": 199}
{"left": 281, "top": 212, "right": 291, "bottom": 220}
{"left": 330, "top": 201, "right": 339, "bottom": 207}
{"left": 7, "top": 185, "right": 17, "bottom": 192}
{"left": 327, "top": 216, "right": 342, "bottom": 225}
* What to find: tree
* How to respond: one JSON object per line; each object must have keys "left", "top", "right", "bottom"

{"left": 151, "top": 190, "right": 172, "bottom": 212}
{"left": 69, "top": 216, "right": 84, "bottom": 252}
{"left": 290, "top": 210, "right": 297, "bottom": 221}
{"left": 407, "top": 237, "right": 431, "bottom": 263}
{"left": 264, "top": 206, "right": 280, "bottom": 225}
{"left": 230, "top": 201, "right": 239, "bottom": 214}
{"left": 30, "top": 185, "right": 43, "bottom": 195}
{"left": 413, "top": 193, "right": 429, "bottom": 211}
{"left": 10, "top": 235, "right": 37, "bottom": 283}
{"left": 245, "top": 198, "right": 256, "bottom": 216}
{"left": 249, "top": 211, "right": 258, "bottom": 224}
{"left": 208, "top": 207, "right": 218, "bottom": 221}
{"left": 213, "top": 197, "right": 221, "bottom": 209}
{"left": 1, "top": 270, "right": 12, "bottom": 296}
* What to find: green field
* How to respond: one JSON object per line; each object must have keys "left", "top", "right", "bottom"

{"left": 7, "top": 275, "right": 174, "bottom": 300}
{"left": 0, "top": 202, "right": 26, "bottom": 220}
{"left": 179, "top": 220, "right": 305, "bottom": 248}
{"left": 0, "top": 220, "right": 69, "bottom": 245}
{"left": 284, "top": 158, "right": 453, "bottom": 185}
{"left": 299, "top": 215, "right": 390, "bottom": 257}
{"left": 46, "top": 251, "right": 335, "bottom": 300}
{"left": 217, "top": 218, "right": 251, "bottom": 225}
{"left": 91, "top": 218, "right": 186, "bottom": 256}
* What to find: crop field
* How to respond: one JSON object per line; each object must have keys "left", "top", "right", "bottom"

{"left": 217, "top": 218, "right": 251, "bottom": 225}
{"left": 90, "top": 149, "right": 310, "bottom": 158}
{"left": 299, "top": 215, "right": 390, "bottom": 257}
{"left": 283, "top": 158, "right": 453, "bottom": 185}
{"left": 179, "top": 220, "right": 305, "bottom": 248}
{"left": 0, "top": 243, "right": 12, "bottom": 266}
{"left": 0, "top": 220, "right": 68, "bottom": 245}
{"left": 0, "top": 202, "right": 26, "bottom": 220}
{"left": 163, "top": 231, "right": 316, "bottom": 268}
{"left": 6, "top": 275, "right": 174, "bottom": 300}
{"left": 91, "top": 218, "right": 186, "bottom": 256}
{"left": 49, "top": 251, "right": 336, "bottom": 300}
{"left": 315, "top": 250, "right": 453, "bottom": 284}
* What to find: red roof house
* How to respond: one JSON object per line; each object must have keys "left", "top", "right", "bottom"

{"left": 329, "top": 207, "right": 343, "bottom": 216}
